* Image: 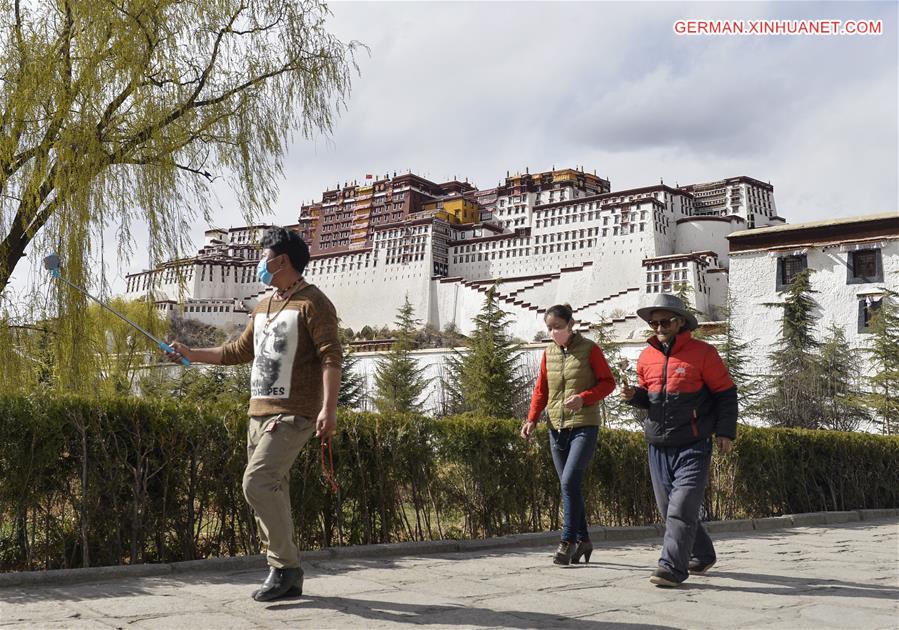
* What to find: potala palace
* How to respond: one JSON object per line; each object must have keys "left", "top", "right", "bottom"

{"left": 125, "top": 167, "right": 788, "bottom": 341}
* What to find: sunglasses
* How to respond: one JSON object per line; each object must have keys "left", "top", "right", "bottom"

{"left": 648, "top": 317, "right": 680, "bottom": 329}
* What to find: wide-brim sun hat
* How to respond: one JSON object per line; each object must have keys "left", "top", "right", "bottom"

{"left": 636, "top": 293, "right": 699, "bottom": 331}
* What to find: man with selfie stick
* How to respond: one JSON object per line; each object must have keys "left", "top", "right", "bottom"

{"left": 167, "top": 227, "right": 341, "bottom": 602}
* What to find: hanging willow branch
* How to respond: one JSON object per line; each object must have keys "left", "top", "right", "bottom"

{"left": 0, "top": 0, "right": 361, "bottom": 390}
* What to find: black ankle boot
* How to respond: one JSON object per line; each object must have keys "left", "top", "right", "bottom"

{"left": 554, "top": 540, "right": 575, "bottom": 566}
{"left": 572, "top": 540, "right": 593, "bottom": 564}
{"left": 253, "top": 566, "right": 304, "bottom": 602}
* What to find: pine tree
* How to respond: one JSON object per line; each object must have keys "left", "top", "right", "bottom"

{"left": 714, "top": 291, "right": 760, "bottom": 413}
{"left": 372, "top": 296, "right": 430, "bottom": 414}
{"left": 443, "top": 285, "right": 526, "bottom": 418}
{"left": 864, "top": 289, "right": 899, "bottom": 435}
{"left": 673, "top": 282, "right": 708, "bottom": 338}
{"left": 755, "top": 269, "right": 825, "bottom": 428}
{"left": 589, "top": 319, "right": 638, "bottom": 428}
{"left": 817, "top": 322, "right": 869, "bottom": 431}
{"left": 140, "top": 364, "right": 251, "bottom": 405}
{"left": 338, "top": 328, "right": 366, "bottom": 410}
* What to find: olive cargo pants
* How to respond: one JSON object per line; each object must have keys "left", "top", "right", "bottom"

{"left": 243, "top": 414, "right": 315, "bottom": 569}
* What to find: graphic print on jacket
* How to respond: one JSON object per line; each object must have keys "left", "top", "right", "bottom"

{"left": 251, "top": 310, "right": 299, "bottom": 399}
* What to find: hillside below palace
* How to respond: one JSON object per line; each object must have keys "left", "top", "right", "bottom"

{"left": 124, "top": 167, "right": 784, "bottom": 340}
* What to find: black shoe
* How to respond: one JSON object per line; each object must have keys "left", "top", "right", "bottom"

{"left": 688, "top": 558, "right": 716, "bottom": 575}
{"left": 649, "top": 567, "right": 684, "bottom": 587}
{"left": 252, "top": 566, "right": 304, "bottom": 602}
{"left": 553, "top": 541, "right": 575, "bottom": 566}
{"left": 572, "top": 540, "right": 593, "bottom": 564}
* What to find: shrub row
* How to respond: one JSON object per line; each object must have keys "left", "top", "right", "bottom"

{"left": 0, "top": 395, "right": 896, "bottom": 571}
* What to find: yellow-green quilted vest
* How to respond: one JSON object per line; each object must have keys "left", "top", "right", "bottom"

{"left": 545, "top": 333, "right": 602, "bottom": 430}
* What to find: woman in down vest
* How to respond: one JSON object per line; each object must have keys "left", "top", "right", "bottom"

{"left": 520, "top": 304, "right": 616, "bottom": 565}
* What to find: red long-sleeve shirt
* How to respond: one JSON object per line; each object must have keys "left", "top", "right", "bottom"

{"left": 527, "top": 345, "right": 616, "bottom": 422}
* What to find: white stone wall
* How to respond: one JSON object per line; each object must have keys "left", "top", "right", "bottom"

{"left": 729, "top": 237, "right": 899, "bottom": 377}
{"left": 675, "top": 218, "right": 742, "bottom": 266}
{"left": 430, "top": 279, "right": 546, "bottom": 340}
{"left": 308, "top": 250, "right": 434, "bottom": 332}
{"left": 704, "top": 271, "right": 729, "bottom": 321}
{"left": 347, "top": 340, "right": 647, "bottom": 417}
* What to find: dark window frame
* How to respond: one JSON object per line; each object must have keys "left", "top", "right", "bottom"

{"left": 858, "top": 296, "right": 884, "bottom": 333}
{"left": 776, "top": 254, "right": 807, "bottom": 292}
{"left": 846, "top": 248, "right": 883, "bottom": 285}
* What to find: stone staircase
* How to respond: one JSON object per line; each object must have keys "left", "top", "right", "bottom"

{"left": 571, "top": 286, "right": 640, "bottom": 316}
{"left": 435, "top": 262, "right": 643, "bottom": 338}
{"left": 448, "top": 261, "right": 599, "bottom": 314}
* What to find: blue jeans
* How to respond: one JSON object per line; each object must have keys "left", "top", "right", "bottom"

{"left": 648, "top": 438, "right": 716, "bottom": 580}
{"left": 549, "top": 425, "right": 599, "bottom": 542}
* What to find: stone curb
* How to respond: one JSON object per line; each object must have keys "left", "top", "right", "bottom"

{"left": 1, "top": 509, "right": 895, "bottom": 588}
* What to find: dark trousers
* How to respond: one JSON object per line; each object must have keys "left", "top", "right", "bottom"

{"left": 549, "top": 425, "right": 599, "bottom": 542}
{"left": 648, "top": 438, "right": 716, "bottom": 580}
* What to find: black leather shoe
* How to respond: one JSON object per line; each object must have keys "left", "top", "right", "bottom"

{"left": 572, "top": 540, "right": 593, "bottom": 564}
{"left": 252, "top": 566, "right": 304, "bottom": 602}
{"left": 688, "top": 557, "right": 716, "bottom": 575}
{"left": 649, "top": 567, "right": 684, "bottom": 587}
{"left": 553, "top": 541, "right": 575, "bottom": 566}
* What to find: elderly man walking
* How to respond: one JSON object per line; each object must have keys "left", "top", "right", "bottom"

{"left": 620, "top": 294, "right": 737, "bottom": 587}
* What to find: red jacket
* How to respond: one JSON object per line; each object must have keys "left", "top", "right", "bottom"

{"left": 628, "top": 331, "right": 738, "bottom": 446}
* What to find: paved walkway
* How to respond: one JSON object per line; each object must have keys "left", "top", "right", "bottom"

{"left": 1, "top": 519, "right": 897, "bottom": 629}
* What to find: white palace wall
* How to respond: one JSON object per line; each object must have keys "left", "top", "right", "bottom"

{"left": 125, "top": 173, "right": 788, "bottom": 342}
{"left": 728, "top": 235, "right": 899, "bottom": 379}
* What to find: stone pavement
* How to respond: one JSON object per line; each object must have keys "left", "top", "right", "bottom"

{"left": 0, "top": 518, "right": 896, "bottom": 629}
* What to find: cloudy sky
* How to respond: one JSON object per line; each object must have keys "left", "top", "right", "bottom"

{"left": 286, "top": 0, "right": 896, "bottom": 222}
{"left": 9, "top": 0, "right": 899, "bottom": 299}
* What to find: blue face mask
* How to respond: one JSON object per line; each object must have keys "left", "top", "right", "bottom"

{"left": 256, "top": 257, "right": 277, "bottom": 285}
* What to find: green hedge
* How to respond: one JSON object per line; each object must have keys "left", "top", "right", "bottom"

{"left": 0, "top": 395, "right": 896, "bottom": 571}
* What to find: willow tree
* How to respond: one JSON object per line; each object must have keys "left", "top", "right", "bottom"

{"left": 0, "top": 0, "right": 358, "bottom": 388}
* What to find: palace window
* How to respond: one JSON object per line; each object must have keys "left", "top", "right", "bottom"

{"left": 776, "top": 254, "right": 807, "bottom": 291}
{"left": 847, "top": 249, "right": 883, "bottom": 284}
{"left": 858, "top": 295, "right": 883, "bottom": 333}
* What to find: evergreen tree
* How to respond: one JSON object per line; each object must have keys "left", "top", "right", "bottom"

{"left": 443, "top": 285, "right": 527, "bottom": 418}
{"left": 589, "top": 320, "right": 638, "bottom": 428}
{"left": 817, "top": 322, "right": 869, "bottom": 431}
{"left": 673, "top": 282, "right": 708, "bottom": 339}
{"left": 713, "top": 291, "right": 760, "bottom": 413}
{"left": 338, "top": 328, "right": 367, "bottom": 410}
{"left": 168, "top": 316, "right": 227, "bottom": 349}
{"left": 440, "top": 322, "right": 468, "bottom": 348}
{"left": 754, "top": 269, "right": 825, "bottom": 428}
{"left": 140, "top": 364, "right": 251, "bottom": 405}
{"left": 372, "top": 296, "right": 430, "bottom": 414}
{"left": 864, "top": 289, "right": 899, "bottom": 435}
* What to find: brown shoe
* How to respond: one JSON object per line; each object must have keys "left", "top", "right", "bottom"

{"left": 554, "top": 541, "right": 575, "bottom": 566}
